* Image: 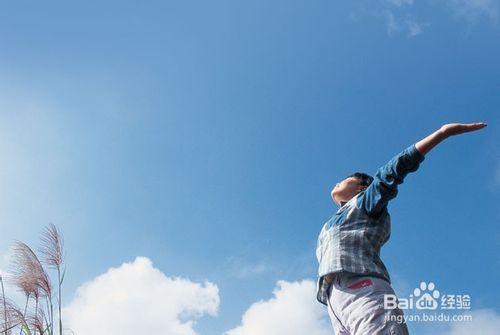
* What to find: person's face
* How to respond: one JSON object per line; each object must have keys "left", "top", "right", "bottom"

{"left": 331, "top": 177, "right": 368, "bottom": 205}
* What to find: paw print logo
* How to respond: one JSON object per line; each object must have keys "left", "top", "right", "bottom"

{"left": 414, "top": 281, "right": 440, "bottom": 310}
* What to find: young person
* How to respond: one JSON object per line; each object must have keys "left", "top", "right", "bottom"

{"left": 316, "top": 122, "right": 487, "bottom": 334}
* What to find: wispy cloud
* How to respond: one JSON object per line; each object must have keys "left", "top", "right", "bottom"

{"left": 385, "top": 10, "right": 401, "bottom": 35}
{"left": 444, "top": 0, "right": 498, "bottom": 23}
{"left": 223, "top": 256, "right": 273, "bottom": 278}
{"left": 383, "top": 0, "right": 429, "bottom": 38}
{"left": 233, "top": 262, "right": 268, "bottom": 278}
{"left": 407, "top": 19, "right": 430, "bottom": 37}
{"left": 384, "top": 10, "right": 429, "bottom": 37}
{"left": 388, "top": 0, "right": 414, "bottom": 7}
{"left": 381, "top": 0, "right": 498, "bottom": 37}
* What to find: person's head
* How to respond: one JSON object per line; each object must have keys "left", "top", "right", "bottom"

{"left": 331, "top": 172, "right": 373, "bottom": 206}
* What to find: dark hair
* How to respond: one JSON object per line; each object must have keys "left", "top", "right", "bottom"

{"left": 347, "top": 172, "right": 373, "bottom": 187}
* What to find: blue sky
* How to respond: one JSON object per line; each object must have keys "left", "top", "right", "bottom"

{"left": 0, "top": 1, "right": 499, "bottom": 334}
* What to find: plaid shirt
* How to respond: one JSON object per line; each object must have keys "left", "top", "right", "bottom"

{"left": 316, "top": 144, "right": 425, "bottom": 305}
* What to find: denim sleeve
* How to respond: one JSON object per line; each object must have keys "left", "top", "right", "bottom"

{"left": 360, "top": 144, "right": 425, "bottom": 217}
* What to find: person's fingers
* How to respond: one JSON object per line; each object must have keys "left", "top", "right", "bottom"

{"left": 463, "top": 122, "right": 487, "bottom": 131}
{"left": 451, "top": 123, "right": 486, "bottom": 134}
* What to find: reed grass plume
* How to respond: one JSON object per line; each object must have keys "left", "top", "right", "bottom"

{"left": 0, "top": 224, "right": 67, "bottom": 335}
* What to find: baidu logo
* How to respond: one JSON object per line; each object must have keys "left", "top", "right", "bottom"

{"left": 413, "top": 281, "right": 440, "bottom": 310}
{"left": 384, "top": 281, "right": 470, "bottom": 311}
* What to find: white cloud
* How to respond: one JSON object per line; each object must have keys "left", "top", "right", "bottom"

{"left": 443, "top": 309, "right": 500, "bottom": 335}
{"left": 225, "top": 279, "right": 331, "bottom": 335}
{"left": 63, "top": 257, "right": 220, "bottom": 335}
{"left": 444, "top": 0, "right": 498, "bottom": 22}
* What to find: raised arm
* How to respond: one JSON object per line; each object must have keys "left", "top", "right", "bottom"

{"left": 415, "top": 122, "right": 487, "bottom": 155}
{"left": 361, "top": 122, "right": 487, "bottom": 217}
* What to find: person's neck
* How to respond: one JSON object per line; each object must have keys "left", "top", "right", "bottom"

{"left": 339, "top": 195, "right": 356, "bottom": 207}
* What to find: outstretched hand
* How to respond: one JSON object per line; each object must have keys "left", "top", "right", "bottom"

{"left": 440, "top": 122, "right": 487, "bottom": 137}
{"left": 416, "top": 122, "right": 487, "bottom": 155}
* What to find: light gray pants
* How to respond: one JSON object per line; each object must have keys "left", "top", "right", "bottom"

{"left": 326, "top": 272, "right": 409, "bottom": 335}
